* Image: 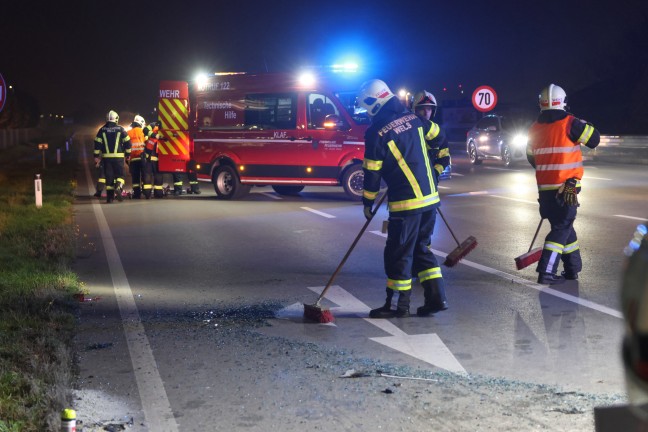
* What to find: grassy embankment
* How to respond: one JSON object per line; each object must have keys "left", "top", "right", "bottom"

{"left": 0, "top": 136, "right": 82, "bottom": 432}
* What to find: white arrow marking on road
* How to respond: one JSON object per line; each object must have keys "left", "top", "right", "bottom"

{"left": 301, "top": 207, "right": 336, "bottom": 218}
{"left": 306, "top": 285, "right": 467, "bottom": 375}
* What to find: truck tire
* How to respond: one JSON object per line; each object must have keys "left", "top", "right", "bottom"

{"left": 342, "top": 164, "right": 364, "bottom": 201}
{"left": 272, "top": 185, "right": 305, "bottom": 196}
{"left": 213, "top": 165, "right": 251, "bottom": 200}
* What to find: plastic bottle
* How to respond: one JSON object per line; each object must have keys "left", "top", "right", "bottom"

{"left": 61, "top": 408, "right": 76, "bottom": 432}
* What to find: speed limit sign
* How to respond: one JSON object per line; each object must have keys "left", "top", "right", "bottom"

{"left": 472, "top": 85, "right": 498, "bottom": 112}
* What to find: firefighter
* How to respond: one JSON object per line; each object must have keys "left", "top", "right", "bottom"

{"left": 143, "top": 120, "right": 165, "bottom": 198}
{"left": 127, "top": 115, "right": 147, "bottom": 199}
{"left": 526, "top": 84, "right": 600, "bottom": 284}
{"left": 358, "top": 79, "right": 448, "bottom": 318}
{"left": 412, "top": 90, "right": 451, "bottom": 184}
{"left": 93, "top": 110, "right": 131, "bottom": 203}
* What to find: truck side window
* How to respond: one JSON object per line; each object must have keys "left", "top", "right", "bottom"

{"left": 245, "top": 93, "right": 297, "bottom": 130}
{"left": 308, "top": 93, "right": 339, "bottom": 129}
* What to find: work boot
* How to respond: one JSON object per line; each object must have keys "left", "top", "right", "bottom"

{"left": 417, "top": 280, "right": 448, "bottom": 317}
{"left": 115, "top": 185, "right": 124, "bottom": 202}
{"left": 537, "top": 273, "right": 565, "bottom": 285}
{"left": 561, "top": 271, "right": 579, "bottom": 280}
{"left": 394, "top": 290, "right": 411, "bottom": 318}
{"left": 191, "top": 184, "right": 202, "bottom": 195}
{"left": 93, "top": 190, "right": 102, "bottom": 198}
{"left": 143, "top": 191, "right": 151, "bottom": 200}
{"left": 106, "top": 190, "right": 114, "bottom": 204}
{"left": 174, "top": 187, "right": 182, "bottom": 196}
{"left": 369, "top": 289, "right": 395, "bottom": 318}
{"left": 132, "top": 189, "right": 141, "bottom": 199}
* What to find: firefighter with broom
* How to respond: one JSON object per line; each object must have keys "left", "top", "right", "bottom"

{"left": 358, "top": 80, "right": 449, "bottom": 318}
{"left": 526, "top": 84, "right": 600, "bottom": 284}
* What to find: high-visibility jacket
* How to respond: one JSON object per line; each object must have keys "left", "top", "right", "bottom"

{"left": 94, "top": 122, "right": 131, "bottom": 159}
{"left": 527, "top": 112, "right": 598, "bottom": 191}
{"left": 127, "top": 125, "right": 146, "bottom": 160}
{"left": 144, "top": 126, "right": 160, "bottom": 161}
{"left": 363, "top": 97, "right": 440, "bottom": 216}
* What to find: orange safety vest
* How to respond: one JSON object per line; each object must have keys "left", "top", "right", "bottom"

{"left": 127, "top": 127, "right": 146, "bottom": 160}
{"left": 528, "top": 116, "right": 583, "bottom": 191}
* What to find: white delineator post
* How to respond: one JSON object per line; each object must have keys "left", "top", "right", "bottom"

{"left": 35, "top": 174, "right": 42, "bottom": 208}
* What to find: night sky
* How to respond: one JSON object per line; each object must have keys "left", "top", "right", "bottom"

{"left": 2, "top": 0, "right": 647, "bottom": 131}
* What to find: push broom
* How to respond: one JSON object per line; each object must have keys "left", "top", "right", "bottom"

{"left": 515, "top": 218, "right": 544, "bottom": 270}
{"left": 437, "top": 208, "right": 478, "bottom": 267}
{"left": 304, "top": 191, "right": 388, "bottom": 323}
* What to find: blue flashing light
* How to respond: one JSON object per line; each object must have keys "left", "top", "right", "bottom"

{"left": 332, "top": 63, "right": 359, "bottom": 73}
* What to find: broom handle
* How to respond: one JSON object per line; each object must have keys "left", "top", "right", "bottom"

{"left": 316, "top": 190, "right": 388, "bottom": 304}
{"left": 528, "top": 218, "right": 544, "bottom": 253}
{"left": 437, "top": 208, "right": 460, "bottom": 247}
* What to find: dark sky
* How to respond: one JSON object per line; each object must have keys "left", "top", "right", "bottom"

{"left": 2, "top": 0, "right": 647, "bottom": 124}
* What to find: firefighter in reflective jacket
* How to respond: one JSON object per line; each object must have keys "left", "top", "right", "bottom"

{"left": 94, "top": 110, "right": 131, "bottom": 203}
{"left": 526, "top": 84, "right": 600, "bottom": 284}
{"left": 358, "top": 79, "right": 448, "bottom": 318}
{"left": 127, "top": 115, "right": 147, "bottom": 199}
{"left": 143, "top": 121, "right": 165, "bottom": 198}
{"left": 412, "top": 90, "right": 451, "bottom": 184}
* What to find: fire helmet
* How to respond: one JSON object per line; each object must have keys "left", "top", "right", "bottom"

{"left": 412, "top": 90, "right": 437, "bottom": 118}
{"left": 539, "top": 84, "right": 567, "bottom": 111}
{"left": 133, "top": 115, "right": 146, "bottom": 128}
{"left": 106, "top": 110, "right": 119, "bottom": 123}
{"left": 356, "top": 79, "right": 395, "bottom": 118}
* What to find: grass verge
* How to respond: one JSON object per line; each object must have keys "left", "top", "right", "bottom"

{"left": 0, "top": 136, "right": 82, "bottom": 432}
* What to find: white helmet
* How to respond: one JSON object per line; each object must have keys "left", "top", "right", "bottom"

{"left": 106, "top": 110, "right": 119, "bottom": 123}
{"left": 539, "top": 84, "right": 567, "bottom": 111}
{"left": 412, "top": 90, "right": 437, "bottom": 117}
{"left": 356, "top": 79, "right": 395, "bottom": 118}
{"left": 133, "top": 115, "right": 146, "bottom": 128}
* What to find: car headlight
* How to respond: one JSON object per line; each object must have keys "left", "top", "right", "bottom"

{"left": 512, "top": 134, "right": 528, "bottom": 147}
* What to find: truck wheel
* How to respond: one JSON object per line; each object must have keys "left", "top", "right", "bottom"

{"left": 213, "top": 165, "right": 251, "bottom": 200}
{"left": 342, "top": 164, "right": 364, "bottom": 201}
{"left": 272, "top": 185, "right": 305, "bottom": 196}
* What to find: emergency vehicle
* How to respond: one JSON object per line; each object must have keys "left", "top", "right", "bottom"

{"left": 156, "top": 71, "right": 370, "bottom": 200}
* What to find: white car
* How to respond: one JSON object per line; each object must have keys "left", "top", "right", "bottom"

{"left": 466, "top": 114, "right": 530, "bottom": 167}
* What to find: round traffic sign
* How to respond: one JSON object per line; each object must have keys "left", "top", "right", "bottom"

{"left": 0, "top": 73, "right": 6, "bottom": 112}
{"left": 472, "top": 85, "right": 498, "bottom": 112}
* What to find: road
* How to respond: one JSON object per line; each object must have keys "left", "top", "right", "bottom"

{"left": 71, "top": 137, "right": 646, "bottom": 431}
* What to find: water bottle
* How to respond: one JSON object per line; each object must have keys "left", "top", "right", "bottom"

{"left": 61, "top": 408, "right": 76, "bottom": 432}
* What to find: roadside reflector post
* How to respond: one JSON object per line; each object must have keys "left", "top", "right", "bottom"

{"left": 57, "top": 148, "right": 61, "bottom": 164}
{"left": 34, "top": 174, "right": 42, "bottom": 208}
{"left": 38, "top": 143, "right": 48, "bottom": 169}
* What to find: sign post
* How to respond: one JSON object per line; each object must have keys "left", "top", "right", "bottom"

{"left": 38, "top": 143, "right": 48, "bottom": 169}
{"left": 472, "top": 85, "right": 498, "bottom": 113}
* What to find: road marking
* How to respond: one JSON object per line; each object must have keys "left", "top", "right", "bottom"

{"left": 260, "top": 192, "right": 282, "bottom": 200}
{"left": 583, "top": 175, "right": 612, "bottom": 181}
{"left": 81, "top": 146, "right": 179, "bottom": 431}
{"left": 451, "top": 172, "right": 464, "bottom": 177}
{"left": 485, "top": 167, "right": 522, "bottom": 172}
{"left": 301, "top": 207, "right": 336, "bottom": 218}
{"left": 368, "top": 231, "right": 622, "bottom": 319}
{"left": 615, "top": 215, "right": 647, "bottom": 221}
{"left": 446, "top": 190, "right": 489, "bottom": 197}
{"left": 438, "top": 185, "right": 450, "bottom": 189}
{"left": 489, "top": 194, "right": 537, "bottom": 204}
{"left": 306, "top": 285, "right": 467, "bottom": 375}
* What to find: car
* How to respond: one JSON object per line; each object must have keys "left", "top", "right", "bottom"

{"left": 466, "top": 114, "right": 531, "bottom": 167}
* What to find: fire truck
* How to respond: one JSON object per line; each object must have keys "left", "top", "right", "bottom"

{"left": 155, "top": 71, "right": 370, "bottom": 200}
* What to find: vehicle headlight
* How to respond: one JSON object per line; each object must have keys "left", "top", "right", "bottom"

{"left": 512, "top": 134, "right": 528, "bottom": 147}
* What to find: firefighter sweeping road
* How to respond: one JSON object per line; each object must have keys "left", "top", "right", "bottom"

{"left": 70, "top": 134, "right": 645, "bottom": 431}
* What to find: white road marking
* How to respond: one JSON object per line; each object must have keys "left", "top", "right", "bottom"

{"left": 82, "top": 146, "right": 179, "bottom": 431}
{"left": 437, "top": 185, "right": 451, "bottom": 189}
{"left": 489, "top": 194, "right": 537, "bottom": 204}
{"left": 582, "top": 176, "right": 612, "bottom": 181}
{"left": 368, "top": 230, "right": 622, "bottom": 319}
{"left": 614, "top": 215, "right": 647, "bottom": 221}
{"left": 485, "top": 167, "right": 522, "bottom": 172}
{"left": 305, "top": 285, "right": 467, "bottom": 375}
{"left": 301, "top": 207, "right": 336, "bottom": 218}
{"left": 446, "top": 190, "right": 489, "bottom": 197}
{"left": 260, "top": 192, "right": 282, "bottom": 200}
{"left": 451, "top": 172, "right": 464, "bottom": 177}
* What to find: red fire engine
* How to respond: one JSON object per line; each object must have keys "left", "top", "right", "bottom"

{"left": 156, "top": 71, "right": 370, "bottom": 200}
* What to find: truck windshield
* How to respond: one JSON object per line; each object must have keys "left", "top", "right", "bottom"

{"left": 335, "top": 91, "right": 371, "bottom": 126}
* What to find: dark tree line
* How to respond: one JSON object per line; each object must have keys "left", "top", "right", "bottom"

{"left": 0, "top": 87, "right": 40, "bottom": 129}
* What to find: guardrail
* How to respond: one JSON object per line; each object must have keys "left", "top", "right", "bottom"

{"left": 589, "top": 135, "right": 648, "bottom": 164}
{"left": 0, "top": 128, "right": 38, "bottom": 149}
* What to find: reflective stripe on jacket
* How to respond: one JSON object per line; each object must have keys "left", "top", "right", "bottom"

{"left": 127, "top": 127, "right": 146, "bottom": 159}
{"left": 362, "top": 97, "right": 440, "bottom": 216}
{"left": 527, "top": 116, "right": 584, "bottom": 191}
{"left": 94, "top": 123, "right": 131, "bottom": 159}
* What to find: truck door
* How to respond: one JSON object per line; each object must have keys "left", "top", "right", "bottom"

{"left": 157, "top": 81, "right": 191, "bottom": 173}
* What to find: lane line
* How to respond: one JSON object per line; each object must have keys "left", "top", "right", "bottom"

{"left": 583, "top": 176, "right": 612, "bottom": 181}
{"left": 489, "top": 194, "right": 537, "bottom": 204}
{"left": 614, "top": 215, "right": 647, "bottom": 221}
{"left": 301, "top": 207, "right": 336, "bottom": 218}
{"left": 446, "top": 190, "right": 489, "bottom": 197}
{"left": 451, "top": 172, "right": 464, "bottom": 177}
{"left": 259, "top": 192, "right": 282, "bottom": 200}
{"left": 81, "top": 145, "right": 179, "bottom": 431}
{"left": 368, "top": 230, "right": 622, "bottom": 319}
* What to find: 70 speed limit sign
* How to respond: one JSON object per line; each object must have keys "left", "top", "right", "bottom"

{"left": 472, "top": 85, "right": 498, "bottom": 112}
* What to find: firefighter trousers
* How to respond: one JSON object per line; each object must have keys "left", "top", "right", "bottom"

{"left": 144, "top": 160, "right": 164, "bottom": 198}
{"left": 384, "top": 208, "right": 443, "bottom": 293}
{"left": 129, "top": 160, "right": 144, "bottom": 196}
{"left": 536, "top": 195, "right": 582, "bottom": 275}
{"left": 103, "top": 158, "right": 125, "bottom": 191}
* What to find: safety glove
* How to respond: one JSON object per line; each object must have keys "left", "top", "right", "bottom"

{"left": 363, "top": 205, "right": 373, "bottom": 221}
{"left": 560, "top": 178, "right": 579, "bottom": 206}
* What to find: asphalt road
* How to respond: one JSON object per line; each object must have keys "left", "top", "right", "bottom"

{"left": 70, "top": 137, "right": 646, "bottom": 430}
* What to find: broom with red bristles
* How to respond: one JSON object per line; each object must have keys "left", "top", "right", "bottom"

{"left": 515, "top": 218, "right": 544, "bottom": 270}
{"left": 438, "top": 208, "right": 478, "bottom": 267}
{"left": 304, "top": 192, "right": 388, "bottom": 323}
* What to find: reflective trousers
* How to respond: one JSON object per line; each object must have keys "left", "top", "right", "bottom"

{"left": 536, "top": 193, "right": 582, "bottom": 275}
